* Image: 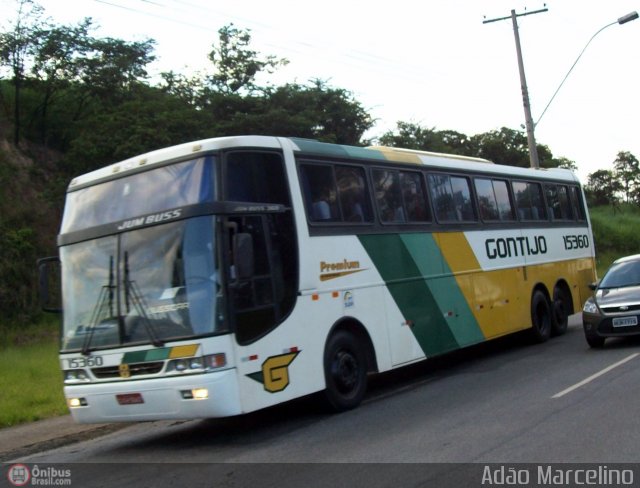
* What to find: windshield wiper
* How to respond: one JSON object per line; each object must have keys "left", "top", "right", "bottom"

{"left": 124, "top": 251, "right": 164, "bottom": 347}
{"left": 82, "top": 256, "right": 116, "bottom": 356}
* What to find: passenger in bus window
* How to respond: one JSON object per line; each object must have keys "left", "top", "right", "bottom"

{"left": 311, "top": 182, "right": 334, "bottom": 220}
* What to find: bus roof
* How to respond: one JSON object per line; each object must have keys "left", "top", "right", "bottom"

{"left": 68, "top": 135, "right": 579, "bottom": 191}
{"left": 288, "top": 137, "right": 579, "bottom": 183}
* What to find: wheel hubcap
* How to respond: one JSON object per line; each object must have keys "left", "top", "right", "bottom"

{"left": 332, "top": 350, "right": 358, "bottom": 394}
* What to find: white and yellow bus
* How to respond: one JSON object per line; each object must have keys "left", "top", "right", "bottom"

{"left": 47, "top": 136, "right": 595, "bottom": 423}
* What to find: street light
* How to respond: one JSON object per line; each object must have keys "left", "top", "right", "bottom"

{"left": 535, "top": 11, "right": 639, "bottom": 128}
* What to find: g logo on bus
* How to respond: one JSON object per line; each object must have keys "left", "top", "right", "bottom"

{"left": 119, "top": 363, "right": 131, "bottom": 379}
{"left": 247, "top": 352, "right": 300, "bottom": 393}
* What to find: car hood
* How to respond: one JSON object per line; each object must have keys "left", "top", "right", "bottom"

{"left": 595, "top": 285, "right": 640, "bottom": 308}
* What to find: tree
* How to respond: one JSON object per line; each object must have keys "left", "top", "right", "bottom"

{"left": 378, "top": 123, "right": 569, "bottom": 168}
{"left": 79, "top": 37, "right": 156, "bottom": 101}
{"left": 264, "top": 80, "right": 373, "bottom": 144}
{"left": 377, "top": 122, "right": 473, "bottom": 154}
{"left": 63, "top": 85, "right": 209, "bottom": 175}
{"left": 207, "top": 24, "right": 288, "bottom": 95}
{"left": 470, "top": 127, "right": 531, "bottom": 167}
{"left": 585, "top": 169, "right": 622, "bottom": 207}
{"left": 0, "top": 0, "right": 44, "bottom": 144}
{"left": 613, "top": 151, "right": 640, "bottom": 204}
{"left": 28, "top": 18, "right": 93, "bottom": 145}
{"left": 555, "top": 157, "right": 578, "bottom": 171}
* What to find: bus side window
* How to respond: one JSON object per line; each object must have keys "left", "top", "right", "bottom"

{"left": 400, "top": 171, "right": 430, "bottom": 222}
{"left": 335, "top": 165, "right": 373, "bottom": 223}
{"left": 475, "top": 178, "right": 500, "bottom": 221}
{"left": 569, "top": 186, "right": 586, "bottom": 221}
{"left": 493, "top": 180, "right": 515, "bottom": 221}
{"left": 514, "top": 181, "right": 547, "bottom": 221}
{"left": 226, "top": 152, "right": 290, "bottom": 205}
{"left": 373, "top": 169, "right": 405, "bottom": 223}
{"left": 429, "top": 174, "right": 476, "bottom": 222}
{"left": 429, "top": 174, "right": 457, "bottom": 222}
{"left": 546, "top": 184, "right": 571, "bottom": 220}
{"left": 299, "top": 164, "right": 339, "bottom": 221}
{"left": 557, "top": 185, "right": 572, "bottom": 220}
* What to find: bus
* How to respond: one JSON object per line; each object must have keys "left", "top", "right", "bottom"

{"left": 43, "top": 135, "right": 596, "bottom": 423}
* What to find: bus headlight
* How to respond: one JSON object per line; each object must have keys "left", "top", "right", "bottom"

{"left": 64, "top": 369, "right": 90, "bottom": 383}
{"left": 166, "top": 353, "right": 226, "bottom": 374}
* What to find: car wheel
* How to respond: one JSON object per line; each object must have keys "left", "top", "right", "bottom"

{"left": 585, "top": 333, "right": 605, "bottom": 348}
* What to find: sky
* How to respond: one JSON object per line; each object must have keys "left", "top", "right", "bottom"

{"left": 3, "top": 0, "right": 640, "bottom": 183}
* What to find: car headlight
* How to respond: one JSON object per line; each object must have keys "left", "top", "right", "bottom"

{"left": 583, "top": 298, "right": 598, "bottom": 314}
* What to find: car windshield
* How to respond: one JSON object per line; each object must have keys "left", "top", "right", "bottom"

{"left": 599, "top": 259, "right": 640, "bottom": 289}
{"left": 60, "top": 217, "right": 226, "bottom": 352}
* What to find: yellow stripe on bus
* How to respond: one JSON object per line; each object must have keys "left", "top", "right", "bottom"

{"left": 169, "top": 344, "right": 199, "bottom": 358}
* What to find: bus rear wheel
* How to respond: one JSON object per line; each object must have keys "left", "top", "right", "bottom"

{"left": 323, "top": 330, "right": 367, "bottom": 412}
{"left": 530, "top": 290, "right": 552, "bottom": 343}
{"left": 551, "top": 287, "right": 570, "bottom": 336}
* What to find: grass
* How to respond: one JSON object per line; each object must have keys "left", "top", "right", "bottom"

{"left": 590, "top": 203, "right": 640, "bottom": 277}
{"left": 0, "top": 317, "right": 67, "bottom": 428}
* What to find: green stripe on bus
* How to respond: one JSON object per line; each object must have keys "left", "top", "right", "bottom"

{"left": 358, "top": 233, "right": 484, "bottom": 356}
{"left": 122, "top": 348, "right": 170, "bottom": 364}
{"left": 358, "top": 234, "right": 457, "bottom": 355}
{"left": 400, "top": 234, "right": 485, "bottom": 347}
{"left": 291, "top": 138, "right": 387, "bottom": 161}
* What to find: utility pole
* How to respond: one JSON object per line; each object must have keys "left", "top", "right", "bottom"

{"left": 484, "top": 7, "right": 548, "bottom": 169}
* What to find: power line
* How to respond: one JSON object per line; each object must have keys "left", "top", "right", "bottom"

{"left": 90, "top": 0, "right": 439, "bottom": 85}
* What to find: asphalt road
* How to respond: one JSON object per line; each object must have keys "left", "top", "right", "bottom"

{"left": 7, "top": 315, "right": 640, "bottom": 487}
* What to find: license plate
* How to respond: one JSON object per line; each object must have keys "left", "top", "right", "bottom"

{"left": 613, "top": 316, "right": 638, "bottom": 328}
{"left": 116, "top": 393, "right": 144, "bottom": 405}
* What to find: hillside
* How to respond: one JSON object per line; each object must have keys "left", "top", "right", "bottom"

{"left": 0, "top": 133, "right": 65, "bottom": 325}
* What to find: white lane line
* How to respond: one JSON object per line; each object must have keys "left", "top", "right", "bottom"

{"left": 552, "top": 353, "right": 640, "bottom": 399}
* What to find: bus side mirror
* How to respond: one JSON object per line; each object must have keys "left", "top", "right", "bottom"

{"left": 38, "top": 256, "right": 62, "bottom": 313}
{"left": 233, "top": 233, "right": 254, "bottom": 280}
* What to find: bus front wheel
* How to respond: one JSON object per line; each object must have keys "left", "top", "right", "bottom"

{"left": 530, "top": 290, "right": 552, "bottom": 343}
{"left": 323, "top": 330, "right": 367, "bottom": 412}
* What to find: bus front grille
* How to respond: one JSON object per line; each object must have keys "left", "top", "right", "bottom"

{"left": 92, "top": 361, "right": 164, "bottom": 379}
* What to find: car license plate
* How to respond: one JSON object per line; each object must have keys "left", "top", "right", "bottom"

{"left": 613, "top": 316, "right": 638, "bottom": 328}
{"left": 116, "top": 393, "right": 144, "bottom": 405}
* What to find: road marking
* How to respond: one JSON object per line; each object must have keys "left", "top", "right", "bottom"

{"left": 552, "top": 353, "right": 640, "bottom": 399}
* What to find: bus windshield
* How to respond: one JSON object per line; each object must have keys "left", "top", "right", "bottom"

{"left": 61, "top": 156, "right": 214, "bottom": 234}
{"left": 60, "top": 216, "right": 225, "bottom": 352}
{"left": 58, "top": 156, "right": 222, "bottom": 352}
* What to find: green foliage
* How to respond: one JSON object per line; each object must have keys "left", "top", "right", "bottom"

{"left": 378, "top": 122, "right": 473, "bottom": 155}
{"left": 585, "top": 169, "right": 622, "bottom": 207}
{"left": 208, "top": 24, "right": 288, "bottom": 95}
{"left": 613, "top": 151, "right": 640, "bottom": 204}
{"left": 590, "top": 204, "right": 640, "bottom": 259}
{"left": 378, "top": 123, "right": 575, "bottom": 169}
{"left": 63, "top": 85, "right": 211, "bottom": 174}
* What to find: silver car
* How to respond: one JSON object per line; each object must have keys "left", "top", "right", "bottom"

{"left": 583, "top": 254, "right": 640, "bottom": 348}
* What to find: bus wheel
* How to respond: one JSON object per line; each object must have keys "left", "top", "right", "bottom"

{"left": 530, "top": 290, "right": 552, "bottom": 343}
{"left": 551, "top": 288, "right": 569, "bottom": 336}
{"left": 323, "top": 330, "right": 367, "bottom": 412}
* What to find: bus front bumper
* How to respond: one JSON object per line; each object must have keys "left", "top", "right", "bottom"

{"left": 64, "top": 368, "right": 242, "bottom": 423}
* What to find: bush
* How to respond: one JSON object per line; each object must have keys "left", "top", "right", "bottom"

{"left": 590, "top": 204, "right": 640, "bottom": 275}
